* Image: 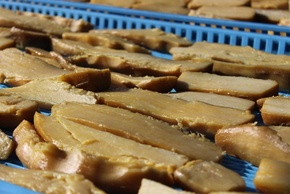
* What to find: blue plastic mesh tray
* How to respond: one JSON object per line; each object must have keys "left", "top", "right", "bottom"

{"left": 0, "top": 2, "right": 289, "bottom": 193}
{"left": 2, "top": 0, "right": 290, "bottom": 36}
{"left": 1, "top": 0, "right": 290, "bottom": 55}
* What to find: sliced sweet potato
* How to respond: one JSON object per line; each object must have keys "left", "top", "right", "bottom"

{"left": 215, "top": 123, "right": 290, "bottom": 166}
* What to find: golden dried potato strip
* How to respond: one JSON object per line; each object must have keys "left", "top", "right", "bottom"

{"left": 62, "top": 32, "right": 151, "bottom": 54}
{"left": 13, "top": 120, "right": 174, "bottom": 194}
{"left": 254, "top": 158, "right": 290, "bottom": 194}
{"left": 90, "top": 28, "right": 193, "bottom": 52}
{"left": 51, "top": 101, "right": 224, "bottom": 162}
{"left": 188, "top": 6, "right": 256, "bottom": 21}
{"left": 215, "top": 124, "right": 290, "bottom": 166}
{"left": 174, "top": 160, "right": 246, "bottom": 193}
{"left": 0, "top": 129, "right": 15, "bottom": 160}
{"left": 269, "top": 126, "right": 290, "bottom": 146}
{"left": 0, "top": 37, "right": 14, "bottom": 50}
{"left": 256, "top": 9, "right": 290, "bottom": 24}
{"left": 98, "top": 88, "right": 255, "bottom": 137}
{"left": 168, "top": 91, "right": 255, "bottom": 111}
{"left": 16, "top": 11, "right": 94, "bottom": 32}
{"left": 0, "top": 27, "right": 11, "bottom": 38}
{"left": 90, "top": 0, "right": 134, "bottom": 8}
{"left": 34, "top": 112, "right": 189, "bottom": 168}
{"left": 25, "top": 47, "right": 51, "bottom": 58}
{"left": 176, "top": 72, "right": 278, "bottom": 101}
{"left": 0, "top": 95, "right": 38, "bottom": 129}
{"left": 52, "top": 38, "right": 126, "bottom": 56}
{"left": 133, "top": 0, "right": 186, "bottom": 7}
{"left": 69, "top": 51, "right": 211, "bottom": 77}
{"left": 10, "top": 27, "right": 52, "bottom": 50}
{"left": 138, "top": 179, "right": 195, "bottom": 194}
{"left": 0, "top": 163, "right": 107, "bottom": 194}
{"left": 171, "top": 41, "right": 290, "bottom": 92}
{"left": 0, "top": 8, "right": 69, "bottom": 37}
{"left": 260, "top": 96, "right": 290, "bottom": 126}
{"left": 251, "top": 0, "right": 289, "bottom": 10}
{"left": 0, "top": 48, "right": 110, "bottom": 91}
{"left": 0, "top": 48, "right": 68, "bottom": 86}
{"left": 0, "top": 79, "right": 99, "bottom": 109}
{"left": 132, "top": 3, "right": 189, "bottom": 15}
{"left": 111, "top": 72, "right": 177, "bottom": 93}
{"left": 187, "top": 0, "right": 250, "bottom": 9}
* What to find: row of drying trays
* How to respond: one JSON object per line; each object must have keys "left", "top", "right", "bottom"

{"left": 1, "top": 0, "right": 290, "bottom": 193}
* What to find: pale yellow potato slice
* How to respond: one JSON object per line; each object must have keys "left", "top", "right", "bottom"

{"left": 13, "top": 119, "right": 173, "bottom": 194}
{"left": 254, "top": 158, "right": 290, "bottom": 194}
{"left": 62, "top": 32, "right": 151, "bottom": 54}
{"left": 0, "top": 95, "right": 38, "bottom": 129}
{"left": 215, "top": 123, "right": 290, "bottom": 166}
{"left": 0, "top": 164, "right": 107, "bottom": 194}
{"left": 176, "top": 72, "right": 278, "bottom": 101}
{"left": 187, "top": 0, "right": 250, "bottom": 9}
{"left": 269, "top": 125, "right": 290, "bottom": 145}
{"left": 0, "top": 8, "right": 69, "bottom": 37}
{"left": 110, "top": 72, "right": 177, "bottom": 92}
{"left": 51, "top": 101, "right": 224, "bottom": 162}
{"left": 138, "top": 179, "right": 195, "bottom": 194}
{"left": 0, "top": 129, "right": 15, "bottom": 160}
{"left": 260, "top": 96, "right": 290, "bottom": 126}
{"left": 174, "top": 160, "right": 246, "bottom": 193}
{"left": 89, "top": 28, "right": 193, "bottom": 53}
{"left": 0, "top": 37, "right": 15, "bottom": 50}
{"left": 0, "top": 79, "right": 99, "bottom": 109}
{"left": 168, "top": 91, "right": 255, "bottom": 111}
{"left": 188, "top": 6, "right": 255, "bottom": 21}
{"left": 98, "top": 88, "right": 255, "bottom": 137}
{"left": 34, "top": 112, "right": 189, "bottom": 168}
{"left": 0, "top": 48, "right": 111, "bottom": 92}
{"left": 251, "top": 0, "right": 288, "bottom": 10}
{"left": 170, "top": 41, "right": 290, "bottom": 92}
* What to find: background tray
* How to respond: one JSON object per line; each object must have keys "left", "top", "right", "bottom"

{"left": 1, "top": 1, "right": 290, "bottom": 193}
{"left": 2, "top": 0, "right": 290, "bottom": 36}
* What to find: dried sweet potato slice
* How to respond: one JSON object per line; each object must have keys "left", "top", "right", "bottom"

{"left": 176, "top": 72, "right": 278, "bottom": 101}
{"left": 138, "top": 178, "right": 195, "bottom": 194}
{"left": 168, "top": 91, "right": 255, "bottom": 111}
{"left": 16, "top": 11, "right": 94, "bottom": 33}
{"left": 215, "top": 123, "right": 290, "bottom": 166}
{"left": 52, "top": 38, "right": 127, "bottom": 56}
{"left": 62, "top": 32, "right": 151, "bottom": 54}
{"left": 269, "top": 126, "right": 290, "bottom": 145}
{"left": 110, "top": 72, "right": 177, "bottom": 92}
{"left": 254, "top": 158, "right": 290, "bottom": 194}
{"left": 174, "top": 160, "right": 246, "bottom": 193}
{"left": 51, "top": 101, "right": 224, "bottom": 162}
{"left": 0, "top": 48, "right": 111, "bottom": 92}
{"left": 69, "top": 51, "right": 212, "bottom": 77}
{"left": 0, "top": 79, "right": 99, "bottom": 109}
{"left": 0, "top": 8, "right": 69, "bottom": 37}
{"left": 170, "top": 41, "right": 290, "bottom": 92}
{"left": 187, "top": 0, "right": 250, "bottom": 9}
{"left": 0, "top": 164, "right": 107, "bottom": 194}
{"left": 97, "top": 88, "right": 255, "bottom": 137}
{"left": 0, "top": 129, "right": 15, "bottom": 160}
{"left": 188, "top": 6, "right": 255, "bottom": 21}
{"left": 13, "top": 119, "right": 174, "bottom": 194}
{"left": 89, "top": 28, "right": 193, "bottom": 53}
{"left": 259, "top": 96, "right": 290, "bottom": 126}
{"left": 34, "top": 112, "right": 189, "bottom": 168}
{"left": 0, "top": 37, "right": 14, "bottom": 50}
{"left": 0, "top": 95, "right": 38, "bottom": 129}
